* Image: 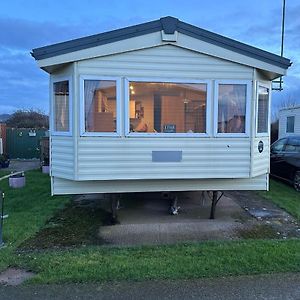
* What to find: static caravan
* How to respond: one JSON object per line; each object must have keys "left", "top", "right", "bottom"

{"left": 32, "top": 17, "right": 291, "bottom": 197}
{"left": 279, "top": 106, "right": 300, "bottom": 139}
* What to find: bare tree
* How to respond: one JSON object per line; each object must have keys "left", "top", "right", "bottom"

{"left": 272, "top": 94, "right": 299, "bottom": 122}
{"left": 280, "top": 94, "right": 299, "bottom": 109}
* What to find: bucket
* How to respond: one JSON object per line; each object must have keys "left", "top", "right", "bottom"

{"left": 9, "top": 173, "right": 26, "bottom": 189}
{"left": 42, "top": 165, "right": 50, "bottom": 174}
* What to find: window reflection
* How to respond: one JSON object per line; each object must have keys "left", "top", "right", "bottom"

{"left": 84, "top": 80, "right": 117, "bottom": 133}
{"left": 54, "top": 80, "right": 69, "bottom": 132}
{"left": 129, "top": 82, "right": 207, "bottom": 134}
{"left": 217, "top": 84, "right": 246, "bottom": 133}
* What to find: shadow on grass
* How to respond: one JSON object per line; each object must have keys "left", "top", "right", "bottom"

{"left": 18, "top": 200, "right": 114, "bottom": 251}
{"left": 236, "top": 224, "right": 279, "bottom": 239}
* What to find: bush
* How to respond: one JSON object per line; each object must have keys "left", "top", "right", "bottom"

{"left": 0, "top": 153, "right": 10, "bottom": 168}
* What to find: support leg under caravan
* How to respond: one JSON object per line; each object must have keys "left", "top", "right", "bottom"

{"left": 208, "top": 191, "right": 224, "bottom": 219}
{"left": 164, "top": 191, "right": 224, "bottom": 219}
{"left": 110, "top": 194, "right": 120, "bottom": 221}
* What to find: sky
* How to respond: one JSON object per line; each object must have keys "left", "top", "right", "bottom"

{"left": 0, "top": 0, "right": 299, "bottom": 116}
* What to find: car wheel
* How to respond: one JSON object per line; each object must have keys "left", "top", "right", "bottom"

{"left": 293, "top": 171, "right": 300, "bottom": 192}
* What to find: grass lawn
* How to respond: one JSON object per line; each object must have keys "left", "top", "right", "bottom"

{"left": 259, "top": 179, "right": 300, "bottom": 221}
{"left": 0, "top": 170, "right": 69, "bottom": 271}
{"left": 0, "top": 170, "right": 299, "bottom": 283}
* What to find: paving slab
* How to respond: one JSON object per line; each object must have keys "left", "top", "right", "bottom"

{"left": 0, "top": 268, "right": 35, "bottom": 286}
{"left": 6, "top": 159, "right": 40, "bottom": 172}
{"left": 98, "top": 192, "right": 245, "bottom": 246}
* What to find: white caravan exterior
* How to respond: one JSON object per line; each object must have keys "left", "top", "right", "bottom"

{"left": 278, "top": 106, "right": 300, "bottom": 139}
{"left": 32, "top": 17, "right": 291, "bottom": 195}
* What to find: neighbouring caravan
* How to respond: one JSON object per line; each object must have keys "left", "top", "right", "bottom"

{"left": 31, "top": 17, "right": 291, "bottom": 196}
{"left": 278, "top": 106, "right": 300, "bottom": 139}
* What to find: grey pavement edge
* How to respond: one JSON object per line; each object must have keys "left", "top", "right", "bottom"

{"left": 0, "top": 273, "right": 299, "bottom": 300}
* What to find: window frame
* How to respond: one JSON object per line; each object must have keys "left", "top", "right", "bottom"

{"left": 214, "top": 80, "right": 251, "bottom": 137}
{"left": 286, "top": 115, "right": 295, "bottom": 133}
{"left": 51, "top": 76, "right": 73, "bottom": 136}
{"left": 80, "top": 75, "right": 122, "bottom": 137}
{"left": 124, "top": 77, "right": 212, "bottom": 137}
{"left": 256, "top": 82, "right": 271, "bottom": 137}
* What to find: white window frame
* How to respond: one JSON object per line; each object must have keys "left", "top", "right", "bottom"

{"left": 124, "top": 77, "right": 212, "bottom": 137}
{"left": 80, "top": 75, "right": 121, "bottom": 137}
{"left": 51, "top": 76, "right": 73, "bottom": 136}
{"left": 286, "top": 115, "right": 295, "bottom": 134}
{"left": 214, "top": 80, "right": 251, "bottom": 137}
{"left": 256, "top": 82, "right": 271, "bottom": 137}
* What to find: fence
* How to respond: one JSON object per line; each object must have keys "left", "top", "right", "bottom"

{"left": 6, "top": 128, "right": 48, "bottom": 159}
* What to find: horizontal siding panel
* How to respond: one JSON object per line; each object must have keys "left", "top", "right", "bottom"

{"left": 77, "top": 173, "right": 249, "bottom": 181}
{"left": 51, "top": 154, "right": 74, "bottom": 161}
{"left": 77, "top": 138, "right": 250, "bottom": 180}
{"left": 77, "top": 155, "right": 248, "bottom": 162}
{"left": 52, "top": 174, "right": 267, "bottom": 195}
{"left": 251, "top": 137, "right": 270, "bottom": 177}
{"left": 78, "top": 148, "right": 249, "bottom": 155}
{"left": 78, "top": 161, "right": 249, "bottom": 168}
{"left": 78, "top": 44, "right": 253, "bottom": 79}
{"left": 52, "top": 160, "right": 74, "bottom": 168}
{"left": 81, "top": 61, "right": 249, "bottom": 73}
{"left": 82, "top": 45, "right": 250, "bottom": 66}
{"left": 51, "top": 136, "right": 74, "bottom": 179}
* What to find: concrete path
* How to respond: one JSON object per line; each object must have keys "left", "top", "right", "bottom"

{"left": 0, "top": 273, "right": 299, "bottom": 299}
{"left": 6, "top": 159, "right": 40, "bottom": 172}
{"left": 99, "top": 191, "right": 246, "bottom": 246}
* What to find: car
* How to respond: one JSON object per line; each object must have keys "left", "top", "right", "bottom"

{"left": 270, "top": 135, "right": 300, "bottom": 191}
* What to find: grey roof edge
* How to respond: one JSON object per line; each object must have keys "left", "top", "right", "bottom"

{"left": 279, "top": 105, "right": 300, "bottom": 111}
{"left": 31, "top": 16, "right": 291, "bottom": 70}
{"left": 176, "top": 22, "right": 291, "bottom": 69}
{"left": 31, "top": 19, "right": 162, "bottom": 60}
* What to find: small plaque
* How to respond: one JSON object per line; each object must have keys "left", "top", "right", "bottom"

{"left": 163, "top": 124, "right": 176, "bottom": 133}
{"left": 152, "top": 151, "right": 182, "bottom": 162}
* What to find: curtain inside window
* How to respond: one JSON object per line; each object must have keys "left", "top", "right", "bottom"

{"left": 54, "top": 81, "right": 69, "bottom": 132}
{"left": 218, "top": 84, "right": 246, "bottom": 133}
{"left": 257, "top": 86, "right": 269, "bottom": 133}
{"left": 84, "top": 80, "right": 116, "bottom": 132}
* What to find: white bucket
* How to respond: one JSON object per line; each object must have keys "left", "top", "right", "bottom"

{"left": 42, "top": 166, "right": 50, "bottom": 174}
{"left": 9, "top": 175, "right": 26, "bottom": 189}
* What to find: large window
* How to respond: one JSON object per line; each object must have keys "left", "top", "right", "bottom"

{"left": 286, "top": 116, "right": 295, "bottom": 133}
{"left": 216, "top": 82, "right": 248, "bottom": 135}
{"left": 257, "top": 85, "right": 269, "bottom": 134}
{"left": 53, "top": 80, "right": 71, "bottom": 134}
{"left": 127, "top": 81, "right": 208, "bottom": 135}
{"left": 83, "top": 79, "right": 118, "bottom": 135}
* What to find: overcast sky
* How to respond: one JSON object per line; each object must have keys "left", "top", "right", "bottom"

{"left": 0, "top": 0, "right": 299, "bottom": 115}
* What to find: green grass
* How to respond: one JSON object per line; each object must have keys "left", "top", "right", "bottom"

{"left": 19, "top": 202, "right": 110, "bottom": 250}
{"left": 20, "top": 240, "right": 300, "bottom": 283}
{"left": 0, "top": 170, "right": 69, "bottom": 271}
{"left": 236, "top": 224, "right": 279, "bottom": 239}
{"left": 259, "top": 179, "right": 300, "bottom": 221}
{"left": 0, "top": 171, "right": 299, "bottom": 283}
